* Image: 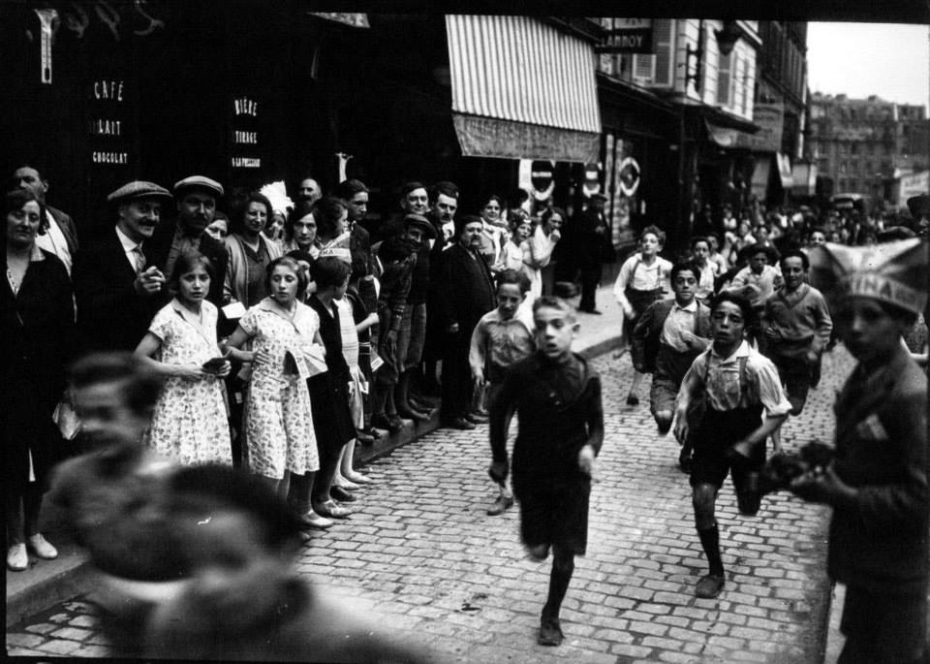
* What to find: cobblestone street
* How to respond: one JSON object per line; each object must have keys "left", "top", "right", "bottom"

{"left": 7, "top": 345, "right": 855, "bottom": 663}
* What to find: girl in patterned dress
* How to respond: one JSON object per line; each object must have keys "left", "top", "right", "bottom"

{"left": 135, "top": 252, "right": 232, "bottom": 466}
{"left": 223, "top": 257, "right": 322, "bottom": 509}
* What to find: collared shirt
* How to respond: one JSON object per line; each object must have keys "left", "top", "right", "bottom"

{"left": 115, "top": 226, "right": 145, "bottom": 273}
{"left": 660, "top": 299, "right": 698, "bottom": 352}
{"left": 613, "top": 252, "right": 672, "bottom": 311}
{"left": 729, "top": 264, "right": 782, "bottom": 308}
{"left": 469, "top": 307, "right": 535, "bottom": 381}
{"left": 164, "top": 224, "right": 202, "bottom": 281}
{"left": 35, "top": 210, "right": 73, "bottom": 275}
{"left": 682, "top": 340, "right": 792, "bottom": 416}
{"left": 695, "top": 261, "right": 717, "bottom": 301}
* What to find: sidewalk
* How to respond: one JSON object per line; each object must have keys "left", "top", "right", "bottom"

{"left": 6, "top": 283, "right": 625, "bottom": 628}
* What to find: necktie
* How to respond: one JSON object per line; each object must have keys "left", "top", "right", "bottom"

{"left": 133, "top": 246, "right": 147, "bottom": 274}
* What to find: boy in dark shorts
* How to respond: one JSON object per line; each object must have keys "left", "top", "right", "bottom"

{"left": 632, "top": 261, "right": 712, "bottom": 472}
{"left": 674, "top": 293, "right": 791, "bottom": 599}
{"left": 488, "top": 296, "right": 604, "bottom": 646}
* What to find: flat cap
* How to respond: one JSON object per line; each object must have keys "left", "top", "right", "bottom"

{"left": 809, "top": 239, "right": 928, "bottom": 315}
{"left": 106, "top": 181, "right": 172, "bottom": 203}
{"left": 403, "top": 213, "right": 437, "bottom": 240}
{"left": 174, "top": 175, "right": 224, "bottom": 198}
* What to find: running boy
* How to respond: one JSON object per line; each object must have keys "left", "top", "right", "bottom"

{"left": 632, "top": 262, "right": 712, "bottom": 472}
{"left": 488, "top": 296, "right": 604, "bottom": 645}
{"left": 674, "top": 292, "right": 792, "bottom": 599}
{"left": 470, "top": 269, "right": 535, "bottom": 515}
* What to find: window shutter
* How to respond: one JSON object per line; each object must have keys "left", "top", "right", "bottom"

{"left": 632, "top": 53, "right": 656, "bottom": 84}
{"left": 652, "top": 19, "right": 674, "bottom": 86}
{"left": 717, "top": 51, "right": 732, "bottom": 106}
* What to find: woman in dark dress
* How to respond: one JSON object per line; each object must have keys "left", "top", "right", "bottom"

{"left": 2, "top": 190, "right": 74, "bottom": 571}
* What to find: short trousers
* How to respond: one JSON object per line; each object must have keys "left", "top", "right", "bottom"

{"left": 690, "top": 405, "right": 766, "bottom": 515}
{"left": 770, "top": 355, "right": 815, "bottom": 415}
{"left": 839, "top": 584, "right": 928, "bottom": 662}
{"left": 513, "top": 473, "right": 591, "bottom": 556}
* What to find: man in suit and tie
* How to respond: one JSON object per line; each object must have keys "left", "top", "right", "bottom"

{"left": 147, "top": 175, "right": 228, "bottom": 308}
{"left": 435, "top": 214, "right": 497, "bottom": 429}
{"left": 73, "top": 181, "right": 172, "bottom": 352}
{"left": 12, "top": 164, "right": 79, "bottom": 276}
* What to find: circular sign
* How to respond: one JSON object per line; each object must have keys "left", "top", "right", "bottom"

{"left": 618, "top": 157, "right": 641, "bottom": 197}
{"left": 530, "top": 160, "right": 555, "bottom": 201}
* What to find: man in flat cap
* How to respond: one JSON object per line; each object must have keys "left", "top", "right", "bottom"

{"left": 73, "top": 181, "right": 173, "bottom": 352}
{"left": 793, "top": 239, "right": 929, "bottom": 664}
{"left": 435, "top": 214, "right": 496, "bottom": 429}
{"left": 147, "top": 175, "right": 228, "bottom": 307}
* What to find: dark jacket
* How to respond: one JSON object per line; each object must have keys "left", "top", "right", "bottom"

{"left": 48, "top": 205, "right": 80, "bottom": 255}
{"left": 147, "top": 220, "right": 228, "bottom": 307}
{"left": 490, "top": 352, "right": 604, "bottom": 481}
{"left": 829, "top": 345, "right": 928, "bottom": 595}
{"left": 1, "top": 250, "right": 74, "bottom": 492}
{"left": 570, "top": 208, "right": 610, "bottom": 268}
{"left": 73, "top": 228, "right": 166, "bottom": 352}
{"left": 434, "top": 243, "right": 495, "bottom": 334}
{"left": 632, "top": 298, "right": 712, "bottom": 374}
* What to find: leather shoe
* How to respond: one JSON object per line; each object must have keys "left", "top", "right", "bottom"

{"left": 538, "top": 617, "right": 564, "bottom": 646}
{"left": 371, "top": 413, "right": 403, "bottom": 433}
{"left": 298, "top": 511, "right": 333, "bottom": 530}
{"left": 330, "top": 486, "right": 357, "bottom": 503}
{"left": 465, "top": 412, "right": 488, "bottom": 425}
{"left": 357, "top": 430, "right": 376, "bottom": 446}
{"left": 486, "top": 494, "right": 514, "bottom": 516}
{"left": 26, "top": 534, "right": 57, "bottom": 560}
{"left": 695, "top": 573, "right": 725, "bottom": 599}
{"left": 626, "top": 394, "right": 639, "bottom": 406}
{"left": 398, "top": 407, "right": 431, "bottom": 422}
{"left": 7, "top": 544, "right": 28, "bottom": 571}
{"left": 314, "top": 500, "right": 352, "bottom": 519}
{"left": 445, "top": 416, "right": 476, "bottom": 430}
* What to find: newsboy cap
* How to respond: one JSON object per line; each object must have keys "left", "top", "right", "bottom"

{"left": 106, "top": 181, "right": 172, "bottom": 204}
{"left": 403, "top": 213, "right": 437, "bottom": 240}
{"left": 173, "top": 175, "right": 224, "bottom": 198}
{"left": 808, "top": 239, "right": 928, "bottom": 315}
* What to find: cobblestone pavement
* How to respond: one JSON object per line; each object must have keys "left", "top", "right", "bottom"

{"left": 7, "top": 346, "right": 855, "bottom": 663}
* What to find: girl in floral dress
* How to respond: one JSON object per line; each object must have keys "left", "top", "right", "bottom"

{"left": 223, "top": 257, "right": 322, "bottom": 508}
{"left": 135, "top": 252, "right": 232, "bottom": 466}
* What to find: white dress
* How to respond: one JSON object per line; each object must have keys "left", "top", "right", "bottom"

{"left": 145, "top": 300, "right": 232, "bottom": 466}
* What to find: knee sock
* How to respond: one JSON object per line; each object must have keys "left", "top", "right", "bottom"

{"left": 697, "top": 523, "right": 724, "bottom": 576}
{"left": 543, "top": 555, "right": 575, "bottom": 621}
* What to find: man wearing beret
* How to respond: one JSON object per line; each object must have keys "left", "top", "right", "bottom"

{"left": 73, "top": 181, "right": 172, "bottom": 352}
{"left": 794, "top": 239, "right": 929, "bottom": 664}
{"left": 147, "top": 175, "right": 228, "bottom": 308}
{"left": 435, "top": 215, "right": 496, "bottom": 429}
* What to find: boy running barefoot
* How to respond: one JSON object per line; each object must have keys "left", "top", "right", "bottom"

{"left": 488, "top": 296, "right": 604, "bottom": 645}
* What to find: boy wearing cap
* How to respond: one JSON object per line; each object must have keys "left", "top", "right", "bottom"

{"left": 792, "top": 239, "right": 928, "bottom": 664}
{"left": 674, "top": 292, "right": 792, "bottom": 599}
{"left": 488, "top": 296, "right": 603, "bottom": 646}
{"left": 73, "top": 181, "right": 173, "bottom": 352}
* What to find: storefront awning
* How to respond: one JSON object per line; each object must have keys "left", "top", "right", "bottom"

{"left": 446, "top": 15, "right": 602, "bottom": 163}
{"left": 705, "top": 119, "right": 759, "bottom": 149}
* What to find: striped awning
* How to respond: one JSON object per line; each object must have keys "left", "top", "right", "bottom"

{"left": 445, "top": 15, "right": 602, "bottom": 163}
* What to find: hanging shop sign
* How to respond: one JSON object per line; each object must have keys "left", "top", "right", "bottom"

{"left": 734, "top": 103, "right": 784, "bottom": 153}
{"left": 230, "top": 95, "right": 261, "bottom": 169}
{"left": 530, "top": 160, "right": 555, "bottom": 201}
{"left": 582, "top": 162, "right": 602, "bottom": 198}
{"left": 618, "top": 156, "right": 641, "bottom": 197}
{"left": 596, "top": 18, "right": 653, "bottom": 54}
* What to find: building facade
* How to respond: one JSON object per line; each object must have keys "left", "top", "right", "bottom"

{"left": 808, "top": 93, "right": 928, "bottom": 207}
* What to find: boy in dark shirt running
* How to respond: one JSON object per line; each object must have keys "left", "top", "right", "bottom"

{"left": 488, "top": 296, "right": 604, "bottom": 646}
